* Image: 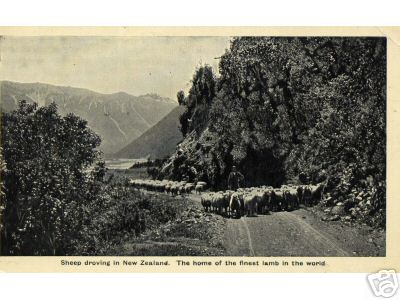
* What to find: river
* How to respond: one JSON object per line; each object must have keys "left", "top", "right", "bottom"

{"left": 105, "top": 158, "right": 148, "bottom": 170}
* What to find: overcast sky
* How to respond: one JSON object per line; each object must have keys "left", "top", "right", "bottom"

{"left": 0, "top": 36, "right": 231, "bottom": 100}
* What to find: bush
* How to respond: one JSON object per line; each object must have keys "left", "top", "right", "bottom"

{"left": 76, "top": 178, "right": 185, "bottom": 255}
{"left": 1, "top": 100, "right": 104, "bottom": 255}
{"left": 164, "top": 37, "right": 386, "bottom": 226}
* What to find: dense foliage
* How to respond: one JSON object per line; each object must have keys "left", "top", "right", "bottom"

{"left": 1, "top": 101, "right": 105, "bottom": 255}
{"left": 1, "top": 101, "right": 189, "bottom": 254}
{"left": 0, "top": 147, "right": 5, "bottom": 248}
{"left": 163, "top": 37, "right": 386, "bottom": 226}
{"left": 179, "top": 65, "right": 216, "bottom": 137}
{"left": 75, "top": 178, "right": 182, "bottom": 255}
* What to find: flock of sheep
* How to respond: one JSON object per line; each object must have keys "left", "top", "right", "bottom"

{"left": 199, "top": 185, "right": 325, "bottom": 218}
{"left": 129, "top": 179, "right": 325, "bottom": 218}
{"left": 129, "top": 179, "right": 207, "bottom": 195}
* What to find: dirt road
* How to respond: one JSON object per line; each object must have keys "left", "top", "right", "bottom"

{"left": 189, "top": 194, "right": 384, "bottom": 257}
{"left": 132, "top": 191, "right": 384, "bottom": 256}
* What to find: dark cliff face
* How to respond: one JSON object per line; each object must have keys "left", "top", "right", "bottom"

{"left": 114, "top": 105, "right": 185, "bottom": 159}
{"left": 0, "top": 81, "right": 177, "bottom": 154}
{"left": 161, "top": 37, "right": 386, "bottom": 197}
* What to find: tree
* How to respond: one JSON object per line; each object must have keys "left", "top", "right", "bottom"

{"left": 0, "top": 147, "right": 6, "bottom": 250}
{"left": 166, "top": 36, "right": 386, "bottom": 206}
{"left": 179, "top": 65, "right": 217, "bottom": 136}
{"left": 1, "top": 100, "right": 104, "bottom": 255}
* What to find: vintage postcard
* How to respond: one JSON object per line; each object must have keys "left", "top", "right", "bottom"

{"left": 0, "top": 27, "right": 399, "bottom": 272}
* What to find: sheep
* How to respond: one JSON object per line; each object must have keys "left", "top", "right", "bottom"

{"left": 243, "top": 192, "right": 258, "bottom": 217}
{"left": 303, "top": 186, "right": 313, "bottom": 207}
{"left": 296, "top": 185, "right": 305, "bottom": 205}
{"left": 131, "top": 178, "right": 200, "bottom": 196}
{"left": 301, "top": 182, "right": 326, "bottom": 206}
{"left": 201, "top": 193, "right": 213, "bottom": 212}
{"left": 257, "top": 188, "right": 271, "bottom": 214}
{"left": 270, "top": 189, "right": 285, "bottom": 211}
{"left": 178, "top": 184, "right": 185, "bottom": 195}
{"left": 229, "top": 192, "right": 242, "bottom": 218}
{"left": 165, "top": 183, "right": 172, "bottom": 194}
{"left": 221, "top": 190, "right": 233, "bottom": 216}
{"left": 211, "top": 192, "right": 225, "bottom": 214}
{"left": 194, "top": 181, "right": 207, "bottom": 194}
{"left": 194, "top": 184, "right": 203, "bottom": 194}
{"left": 194, "top": 183, "right": 206, "bottom": 194}
{"left": 284, "top": 188, "right": 299, "bottom": 211}
{"left": 310, "top": 183, "right": 326, "bottom": 205}
{"left": 184, "top": 183, "right": 195, "bottom": 194}
{"left": 131, "top": 178, "right": 325, "bottom": 214}
{"left": 170, "top": 184, "right": 180, "bottom": 196}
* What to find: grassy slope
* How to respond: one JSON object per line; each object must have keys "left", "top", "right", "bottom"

{"left": 110, "top": 194, "right": 226, "bottom": 256}
{"left": 102, "top": 167, "right": 226, "bottom": 256}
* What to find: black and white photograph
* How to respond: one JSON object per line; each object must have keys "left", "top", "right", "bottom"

{"left": 0, "top": 35, "right": 386, "bottom": 257}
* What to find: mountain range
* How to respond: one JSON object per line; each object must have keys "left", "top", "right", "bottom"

{"left": 115, "top": 105, "right": 185, "bottom": 159}
{"left": 0, "top": 81, "right": 177, "bottom": 155}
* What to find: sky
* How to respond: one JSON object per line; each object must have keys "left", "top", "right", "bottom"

{"left": 0, "top": 36, "right": 232, "bottom": 100}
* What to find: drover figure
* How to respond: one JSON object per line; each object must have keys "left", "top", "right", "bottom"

{"left": 227, "top": 166, "right": 245, "bottom": 191}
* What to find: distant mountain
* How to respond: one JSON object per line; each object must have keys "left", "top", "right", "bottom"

{"left": 115, "top": 105, "right": 185, "bottom": 159}
{"left": 0, "top": 81, "right": 177, "bottom": 154}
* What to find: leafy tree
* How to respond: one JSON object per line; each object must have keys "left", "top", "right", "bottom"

{"left": 165, "top": 37, "right": 386, "bottom": 223}
{"left": 1, "top": 100, "right": 104, "bottom": 255}
{"left": 179, "top": 65, "right": 217, "bottom": 136}
{"left": 0, "top": 147, "right": 6, "bottom": 249}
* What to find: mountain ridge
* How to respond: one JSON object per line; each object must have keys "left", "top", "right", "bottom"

{"left": 0, "top": 80, "right": 177, "bottom": 104}
{"left": 114, "top": 105, "right": 185, "bottom": 159}
{"left": 0, "top": 81, "right": 178, "bottom": 154}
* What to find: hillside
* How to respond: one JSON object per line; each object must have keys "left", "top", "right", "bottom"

{"left": 115, "top": 105, "right": 185, "bottom": 159}
{"left": 0, "top": 81, "right": 177, "bottom": 154}
{"left": 159, "top": 37, "right": 386, "bottom": 229}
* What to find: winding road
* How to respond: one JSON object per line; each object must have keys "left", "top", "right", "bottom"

{"left": 138, "top": 190, "right": 384, "bottom": 257}
{"left": 223, "top": 211, "right": 352, "bottom": 256}
{"left": 189, "top": 193, "right": 384, "bottom": 257}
